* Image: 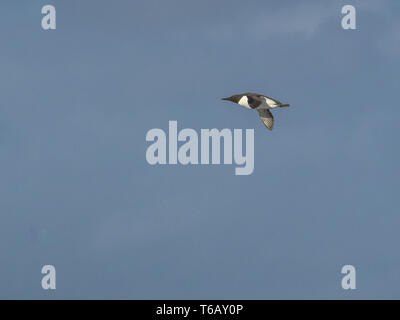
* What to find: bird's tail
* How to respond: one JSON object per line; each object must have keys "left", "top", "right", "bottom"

{"left": 280, "top": 104, "right": 290, "bottom": 107}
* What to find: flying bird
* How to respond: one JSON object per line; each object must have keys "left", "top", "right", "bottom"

{"left": 222, "top": 92, "right": 290, "bottom": 130}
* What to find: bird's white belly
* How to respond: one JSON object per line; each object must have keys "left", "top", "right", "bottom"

{"left": 264, "top": 97, "right": 279, "bottom": 109}
{"left": 238, "top": 96, "right": 251, "bottom": 109}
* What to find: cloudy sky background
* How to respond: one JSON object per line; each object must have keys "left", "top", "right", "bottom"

{"left": 1, "top": 0, "right": 399, "bottom": 298}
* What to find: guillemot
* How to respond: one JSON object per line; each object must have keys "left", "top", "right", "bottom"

{"left": 222, "top": 92, "right": 290, "bottom": 130}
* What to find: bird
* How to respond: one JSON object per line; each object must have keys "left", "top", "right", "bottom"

{"left": 222, "top": 92, "right": 290, "bottom": 130}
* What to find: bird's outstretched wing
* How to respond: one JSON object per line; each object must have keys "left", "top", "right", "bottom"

{"left": 258, "top": 109, "right": 274, "bottom": 130}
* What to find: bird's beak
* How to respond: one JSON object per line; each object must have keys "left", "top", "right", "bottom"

{"left": 221, "top": 97, "right": 230, "bottom": 101}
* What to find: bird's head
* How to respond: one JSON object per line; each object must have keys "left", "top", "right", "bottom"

{"left": 221, "top": 94, "right": 242, "bottom": 104}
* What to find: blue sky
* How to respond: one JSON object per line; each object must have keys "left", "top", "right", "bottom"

{"left": 1, "top": 0, "right": 399, "bottom": 299}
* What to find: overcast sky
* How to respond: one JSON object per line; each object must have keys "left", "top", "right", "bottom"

{"left": 1, "top": 0, "right": 399, "bottom": 299}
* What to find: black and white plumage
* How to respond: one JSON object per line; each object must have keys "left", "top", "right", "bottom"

{"left": 222, "top": 92, "right": 290, "bottom": 130}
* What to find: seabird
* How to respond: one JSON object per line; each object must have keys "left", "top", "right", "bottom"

{"left": 222, "top": 92, "right": 290, "bottom": 130}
